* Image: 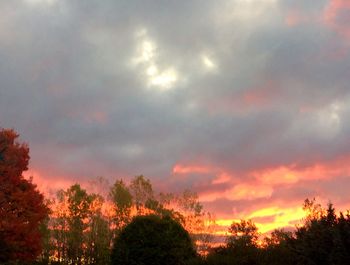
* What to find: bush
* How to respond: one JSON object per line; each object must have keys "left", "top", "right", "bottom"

{"left": 111, "top": 215, "right": 197, "bottom": 265}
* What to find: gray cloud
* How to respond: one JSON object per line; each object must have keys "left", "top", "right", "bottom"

{"left": 1, "top": 0, "right": 350, "bottom": 219}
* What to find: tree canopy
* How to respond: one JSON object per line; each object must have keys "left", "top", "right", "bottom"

{"left": 4, "top": 128, "right": 350, "bottom": 265}
{"left": 111, "top": 215, "right": 197, "bottom": 265}
{"left": 0, "top": 129, "right": 49, "bottom": 263}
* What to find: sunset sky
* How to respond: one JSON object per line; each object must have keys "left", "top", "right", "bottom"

{"left": 1, "top": 0, "right": 350, "bottom": 234}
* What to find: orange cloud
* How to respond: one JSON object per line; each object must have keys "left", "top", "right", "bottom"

{"left": 29, "top": 154, "right": 350, "bottom": 238}
{"left": 214, "top": 205, "right": 306, "bottom": 234}
{"left": 212, "top": 173, "right": 231, "bottom": 184}
{"left": 254, "top": 166, "right": 299, "bottom": 185}
{"left": 252, "top": 155, "right": 350, "bottom": 186}
{"left": 176, "top": 155, "right": 350, "bottom": 204}
{"left": 189, "top": 154, "right": 350, "bottom": 235}
{"left": 247, "top": 206, "right": 305, "bottom": 233}
{"left": 214, "top": 206, "right": 305, "bottom": 235}
{"left": 200, "top": 183, "right": 273, "bottom": 202}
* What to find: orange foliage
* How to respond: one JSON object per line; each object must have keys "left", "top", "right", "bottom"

{"left": 0, "top": 129, "right": 49, "bottom": 262}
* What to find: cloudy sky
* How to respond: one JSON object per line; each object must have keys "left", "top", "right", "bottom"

{"left": 1, "top": 0, "right": 350, "bottom": 233}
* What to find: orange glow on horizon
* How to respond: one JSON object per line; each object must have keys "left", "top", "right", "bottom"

{"left": 25, "top": 154, "right": 350, "bottom": 238}
{"left": 23, "top": 170, "right": 74, "bottom": 196}
{"left": 214, "top": 206, "right": 306, "bottom": 235}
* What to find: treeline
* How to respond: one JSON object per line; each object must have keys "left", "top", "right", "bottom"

{"left": 37, "top": 176, "right": 213, "bottom": 265}
{"left": 197, "top": 199, "right": 350, "bottom": 265}
{"left": 0, "top": 128, "right": 214, "bottom": 265}
{"left": 3, "top": 128, "right": 350, "bottom": 265}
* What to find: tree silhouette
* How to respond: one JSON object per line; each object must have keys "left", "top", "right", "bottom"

{"left": 227, "top": 219, "right": 259, "bottom": 248}
{"left": 111, "top": 215, "right": 197, "bottom": 265}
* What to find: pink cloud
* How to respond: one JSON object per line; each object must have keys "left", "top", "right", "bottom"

{"left": 172, "top": 164, "right": 212, "bottom": 174}
{"left": 85, "top": 111, "right": 108, "bottom": 124}
{"left": 202, "top": 79, "right": 282, "bottom": 115}
{"left": 324, "top": 0, "right": 350, "bottom": 21}
{"left": 324, "top": 0, "right": 350, "bottom": 39}
{"left": 242, "top": 81, "right": 278, "bottom": 106}
{"left": 23, "top": 169, "right": 74, "bottom": 197}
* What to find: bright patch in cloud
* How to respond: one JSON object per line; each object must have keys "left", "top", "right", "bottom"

{"left": 134, "top": 40, "right": 156, "bottom": 64}
{"left": 320, "top": 102, "right": 341, "bottom": 124}
{"left": 121, "top": 144, "right": 144, "bottom": 158}
{"left": 132, "top": 29, "right": 179, "bottom": 91}
{"left": 317, "top": 101, "right": 343, "bottom": 136}
{"left": 148, "top": 68, "right": 178, "bottom": 90}
{"left": 214, "top": 206, "right": 305, "bottom": 235}
{"left": 201, "top": 54, "right": 217, "bottom": 70}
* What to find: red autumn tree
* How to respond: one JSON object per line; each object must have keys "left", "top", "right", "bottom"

{"left": 0, "top": 129, "right": 49, "bottom": 263}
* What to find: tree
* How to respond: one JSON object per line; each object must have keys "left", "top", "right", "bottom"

{"left": 86, "top": 194, "right": 111, "bottom": 265}
{"left": 65, "top": 184, "right": 93, "bottom": 264}
{"left": 129, "top": 175, "right": 154, "bottom": 214}
{"left": 292, "top": 201, "right": 341, "bottom": 265}
{"left": 227, "top": 219, "right": 259, "bottom": 248}
{"left": 111, "top": 215, "right": 197, "bottom": 265}
{"left": 177, "top": 190, "right": 208, "bottom": 250}
{"left": 263, "top": 228, "right": 293, "bottom": 247}
{"left": 50, "top": 184, "right": 112, "bottom": 264}
{"left": 0, "top": 129, "right": 49, "bottom": 263}
{"left": 224, "top": 219, "right": 261, "bottom": 265}
{"left": 110, "top": 179, "right": 133, "bottom": 233}
{"left": 262, "top": 229, "right": 294, "bottom": 265}
{"left": 50, "top": 189, "right": 69, "bottom": 263}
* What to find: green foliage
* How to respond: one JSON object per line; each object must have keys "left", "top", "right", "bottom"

{"left": 111, "top": 215, "right": 197, "bottom": 265}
